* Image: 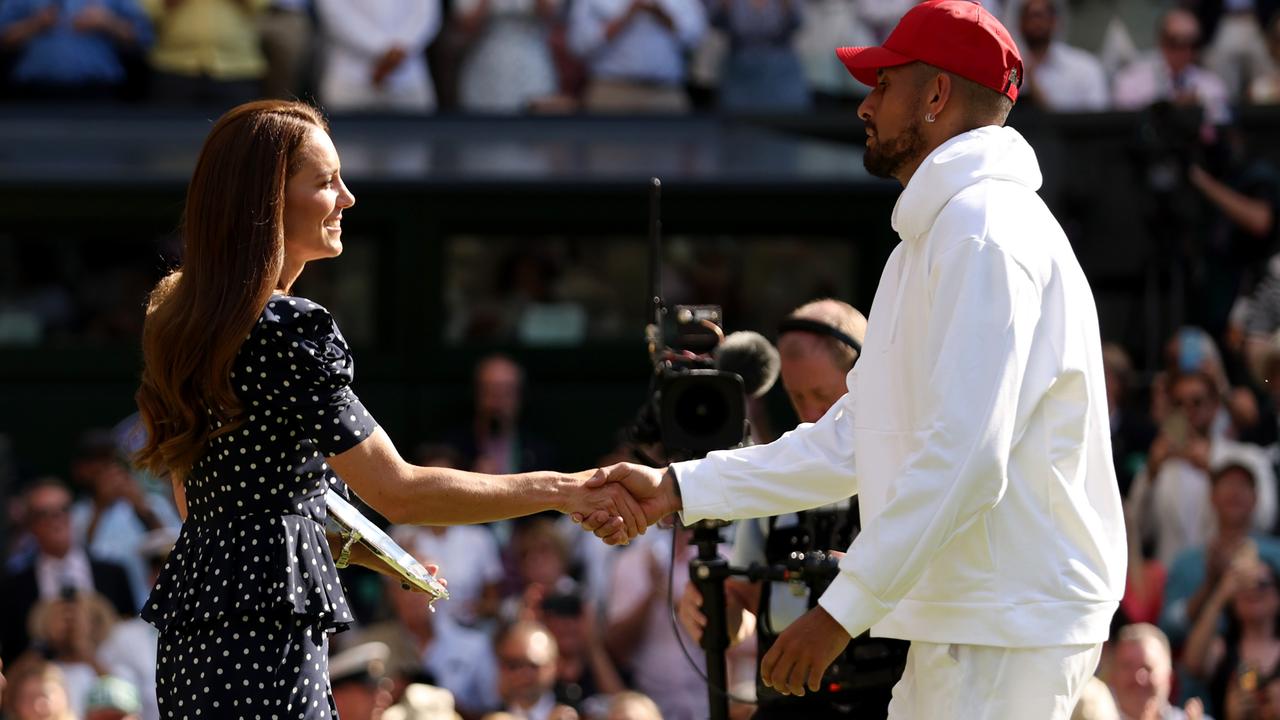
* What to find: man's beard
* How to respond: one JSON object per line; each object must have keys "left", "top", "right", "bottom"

{"left": 863, "top": 114, "right": 927, "bottom": 179}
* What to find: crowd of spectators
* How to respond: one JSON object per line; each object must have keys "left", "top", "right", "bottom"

{"left": 1, "top": 0, "right": 1280, "bottom": 113}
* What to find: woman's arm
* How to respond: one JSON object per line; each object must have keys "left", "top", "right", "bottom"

{"left": 1182, "top": 568, "right": 1236, "bottom": 679}
{"left": 328, "top": 427, "right": 642, "bottom": 542}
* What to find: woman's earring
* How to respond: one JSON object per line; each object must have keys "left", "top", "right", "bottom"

{"left": 925, "top": 112, "right": 937, "bottom": 123}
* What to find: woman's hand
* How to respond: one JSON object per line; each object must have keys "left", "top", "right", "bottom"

{"left": 400, "top": 563, "right": 448, "bottom": 594}
{"left": 560, "top": 469, "right": 647, "bottom": 545}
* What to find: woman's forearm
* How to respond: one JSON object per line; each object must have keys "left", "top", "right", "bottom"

{"left": 329, "top": 428, "right": 640, "bottom": 538}
{"left": 1183, "top": 587, "right": 1229, "bottom": 678}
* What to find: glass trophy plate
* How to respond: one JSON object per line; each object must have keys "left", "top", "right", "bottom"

{"left": 324, "top": 489, "right": 450, "bottom": 606}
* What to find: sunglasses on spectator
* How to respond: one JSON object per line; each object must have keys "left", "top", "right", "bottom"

{"left": 1162, "top": 34, "right": 1199, "bottom": 49}
{"left": 1172, "top": 394, "right": 1209, "bottom": 409}
{"left": 499, "top": 656, "right": 544, "bottom": 672}
{"left": 29, "top": 504, "right": 71, "bottom": 521}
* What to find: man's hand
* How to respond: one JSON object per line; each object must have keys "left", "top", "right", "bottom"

{"left": 72, "top": 5, "right": 115, "bottom": 34}
{"left": 560, "top": 469, "right": 647, "bottom": 546}
{"left": 371, "top": 46, "right": 408, "bottom": 87}
{"left": 573, "top": 463, "right": 681, "bottom": 540}
{"left": 759, "top": 606, "right": 850, "bottom": 696}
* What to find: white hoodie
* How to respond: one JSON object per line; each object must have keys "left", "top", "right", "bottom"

{"left": 675, "top": 126, "right": 1127, "bottom": 648}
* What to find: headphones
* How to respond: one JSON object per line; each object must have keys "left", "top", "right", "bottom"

{"left": 777, "top": 317, "right": 862, "bottom": 355}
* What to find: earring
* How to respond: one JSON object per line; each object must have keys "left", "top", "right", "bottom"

{"left": 925, "top": 112, "right": 936, "bottom": 123}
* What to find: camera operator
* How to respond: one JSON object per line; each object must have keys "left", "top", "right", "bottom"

{"left": 677, "top": 299, "right": 906, "bottom": 719}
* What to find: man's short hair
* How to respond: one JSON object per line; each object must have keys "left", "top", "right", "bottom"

{"left": 914, "top": 64, "right": 1014, "bottom": 128}
{"left": 23, "top": 475, "right": 72, "bottom": 501}
{"left": 493, "top": 619, "right": 558, "bottom": 658}
{"left": 1116, "top": 623, "right": 1172, "bottom": 665}
{"left": 778, "top": 299, "right": 867, "bottom": 372}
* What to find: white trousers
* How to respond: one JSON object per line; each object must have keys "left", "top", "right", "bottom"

{"left": 886, "top": 641, "right": 1103, "bottom": 720}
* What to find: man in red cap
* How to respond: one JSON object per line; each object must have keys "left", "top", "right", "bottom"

{"left": 579, "top": 2, "right": 1127, "bottom": 717}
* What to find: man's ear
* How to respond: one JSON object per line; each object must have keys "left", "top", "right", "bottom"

{"left": 927, "top": 72, "right": 954, "bottom": 118}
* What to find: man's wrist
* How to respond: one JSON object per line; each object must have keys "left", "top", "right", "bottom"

{"left": 662, "top": 466, "right": 682, "bottom": 515}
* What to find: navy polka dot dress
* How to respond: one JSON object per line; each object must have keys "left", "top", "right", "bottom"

{"left": 142, "top": 294, "right": 378, "bottom": 719}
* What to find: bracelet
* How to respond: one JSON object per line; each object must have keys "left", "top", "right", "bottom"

{"left": 335, "top": 529, "right": 361, "bottom": 569}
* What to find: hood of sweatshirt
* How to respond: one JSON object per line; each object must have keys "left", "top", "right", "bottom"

{"left": 890, "top": 125, "right": 1044, "bottom": 242}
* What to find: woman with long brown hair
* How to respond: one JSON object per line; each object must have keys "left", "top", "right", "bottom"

{"left": 133, "top": 100, "right": 640, "bottom": 718}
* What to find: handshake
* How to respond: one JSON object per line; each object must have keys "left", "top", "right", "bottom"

{"left": 562, "top": 463, "right": 684, "bottom": 545}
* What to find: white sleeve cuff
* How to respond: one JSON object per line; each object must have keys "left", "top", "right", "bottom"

{"left": 817, "top": 569, "right": 893, "bottom": 639}
{"left": 672, "top": 457, "right": 733, "bottom": 524}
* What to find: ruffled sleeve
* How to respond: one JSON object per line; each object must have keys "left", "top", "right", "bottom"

{"left": 258, "top": 296, "right": 378, "bottom": 457}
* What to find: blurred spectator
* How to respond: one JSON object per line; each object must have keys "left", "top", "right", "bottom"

{"left": 1103, "top": 342, "right": 1157, "bottom": 499}
{"left": 1161, "top": 462, "right": 1280, "bottom": 651}
{"left": 1114, "top": 9, "right": 1231, "bottom": 126}
{"left": 95, "top": 528, "right": 175, "bottom": 720}
{"left": 84, "top": 675, "right": 143, "bottom": 720}
{"left": 2, "top": 659, "right": 75, "bottom": 720}
{"left": 491, "top": 620, "right": 576, "bottom": 720}
{"left": 1071, "top": 676, "right": 1122, "bottom": 720}
{"left": 0, "top": 0, "right": 152, "bottom": 100}
{"left": 1107, "top": 623, "right": 1203, "bottom": 720}
{"left": 26, "top": 590, "right": 120, "bottom": 717}
{"left": 397, "top": 445, "right": 504, "bottom": 627}
{"left": 1151, "top": 329, "right": 1257, "bottom": 442}
{"left": 1010, "top": 0, "right": 1109, "bottom": 111}
{"left": 359, "top": 555, "right": 500, "bottom": 716}
{"left": 852, "top": 0, "right": 914, "bottom": 44}
{"left": 1193, "top": 132, "right": 1280, "bottom": 358}
{"left": 1184, "top": 0, "right": 1280, "bottom": 102}
{"left": 1, "top": 478, "right": 135, "bottom": 667}
{"left": 330, "top": 641, "right": 396, "bottom": 720}
{"left": 314, "top": 0, "right": 442, "bottom": 111}
{"left": 141, "top": 0, "right": 267, "bottom": 107}
{"left": 452, "top": 0, "right": 560, "bottom": 112}
{"left": 453, "top": 355, "right": 557, "bottom": 476}
{"left": 383, "top": 682, "right": 465, "bottom": 720}
{"left": 606, "top": 526, "right": 708, "bottom": 720}
{"left": 1127, "top": 371, "right": 1277, "bottom": 569}
{"left": 606, "top": 691, "right": 662, "bottom": 720}
{"left": 709, "top": 0, "right": 808, "bottom": 111}
{"left": 1183, "top": 555, "right": 1280, "bottom": 717}
{"left": 69, "top": 429, "right": 179, "bottom": 606}
{"left": 1249, "top": 15, "right": 1280, "bottom": 104}
{"left": 537, "top": 591, "right": 623, "bottom": 710}
{"left": 257, "top": 0, "right": 313, "bottom": 99}
{"left": 567, "top": 0, "right": 706, "bottom": 112}
{"left": 398, "top": 521, "right": 502, "bottom": 626}
{"left": 788, "top": 0, "right": 862, "bottom": 104}
{"left": 505, "top": 517, "right": 577, "bottom": 618}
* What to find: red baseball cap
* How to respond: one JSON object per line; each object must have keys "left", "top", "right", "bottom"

{"left": 836, "top": 0, "right": 1023, "bottom": 102}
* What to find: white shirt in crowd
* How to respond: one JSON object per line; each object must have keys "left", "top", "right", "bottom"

{"left": 568, "top": 0, "right": 706, "bottom": 86}
{"left": 454, "top": 0, "right": 560, "bottom": 112}
{"left": 423, "top": 613, "right": 501, "bottom": 712}
{"left": 314, "top": 0, "right": 442, "bottom": 111}
{"left": 71, "top": 494, "right": 179, "bottom": 608}
{"left": 1126, "top": 439, "right": 1277, "bottom": 568}
{"left": 98, "top": 618, "right": 161, "bottom": 720}
{"left": 675, "top": 126, "right": 1127, "bottom": 650}
{"left": 606, "top": 531, "right": 708, "bottom": 720}
{"left": 404, "top": 525, "right": 504, "bottom": 626}
{"left": 1113, "top": 53, "right": 1232, "bottom": 125}
{"left": 1026, "top": 41, "right": 1110, "bottom": 111}
{"left": 35, "top": 547, "right": 94, "bottom": 600}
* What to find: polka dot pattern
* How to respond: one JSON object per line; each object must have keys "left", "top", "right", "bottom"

{"left": 156, "top": 612, "right": 338, "bottom": 719}
{"left": 143, "top": 295, "right": 378, "bottom": 717}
